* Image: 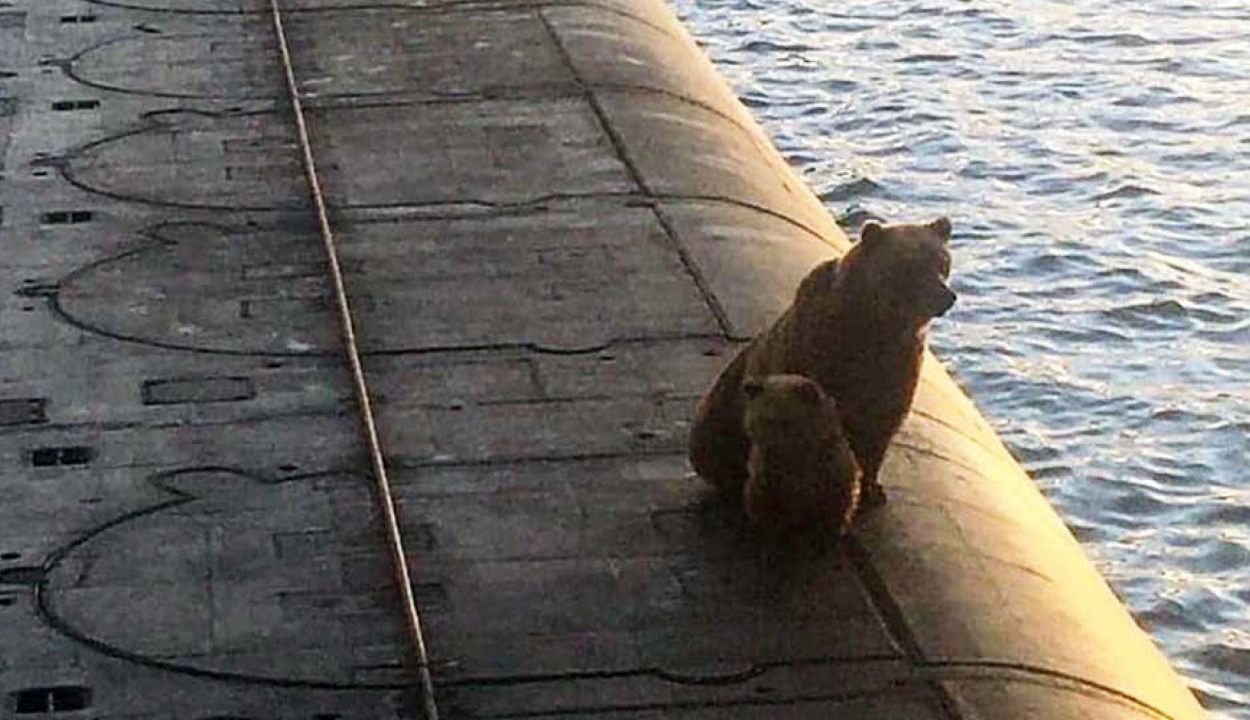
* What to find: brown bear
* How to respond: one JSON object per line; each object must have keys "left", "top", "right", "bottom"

{"left": 742, "top": 374, "right": 862, "bottom": 533}
{"left": 688, "top": 217, "right": 955, "bottom": 508}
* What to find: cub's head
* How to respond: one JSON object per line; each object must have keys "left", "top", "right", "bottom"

{"left": 840, "top": 217, "right": 956, "bottom": 328}
{"left": 742, "top": 374, "right": 834, "bottom": 445}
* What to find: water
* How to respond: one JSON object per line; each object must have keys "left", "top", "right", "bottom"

{"left": 670, "top": 0, "right": 1250, "bottom": 713}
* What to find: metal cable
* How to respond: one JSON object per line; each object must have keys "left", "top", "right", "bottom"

{"left": 266, "top": 3, "right": 440, "bottom": 717}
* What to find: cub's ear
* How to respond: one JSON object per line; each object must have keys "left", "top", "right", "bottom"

{"left": 860, "top": 222, "right": 885, "bottom": 247}
{"left": 742, "top": 378, "right": 765, "bottom": 399}
{"left": 796, "top": 380, "right": 824, "bottom": 405}
{"left": 929, "top": 216, "right": 952, "bottom": 242}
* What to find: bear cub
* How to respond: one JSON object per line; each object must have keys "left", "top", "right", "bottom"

{"left": 689, "top": 217, "right": 956, "bottom": 514}
{"left": 742, "top": 374, "right": 862, "bottom": 533}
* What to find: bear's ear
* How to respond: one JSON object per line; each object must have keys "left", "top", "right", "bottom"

{"left": 860, "top": 222, "right": 885, "bottom": 247}
{"left": 742, "top": 378, "right": 765, "bottom": 399}
{"left": 929, "top": 216, "right": 952, "bottom": 242}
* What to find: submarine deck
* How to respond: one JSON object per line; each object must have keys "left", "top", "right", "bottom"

{"left": 0, "top": 0, "right": 1205, "bottom": 718}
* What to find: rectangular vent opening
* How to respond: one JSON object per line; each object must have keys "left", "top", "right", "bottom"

{"left": 239, "top": 293, "right": 373, "bottom": 319}
{"left": 223, "top": 136, "right": 298, "bottom": 154}
{"left": 0, "top": 567, "right": 47, "bottom": 585}
{"left": 59, "top": 14, "right": 97, "bottom": 23}
{"left": 0, "top": 12, "right": 26, "bottom": 30}
{"left": 12, "top": 685, "right": 91, "bottom": 714}
{"left": 51, "top": 99, "right": 99, "bottom": 112}
{"left": 41, "top": 210, "right": 93, "bottom": 225}
{"left": 31, "top": 446, "right": 94, "bottom": 467}
{"left": 141, "top": 376, "right": 256, "bottom": 406}
{"left": 224, "top": 164, "right": 295, "bottom": 182}
{"left": 415, "top": 582, "right": 450, "bottom": 613}
{"left": 240, "top": 258, "right": 363, "bottom": 281}
{"left": 0, "top": 398, "right": 47, "bottom": 427}
{"left": 411, "top": 523, "right": 437, "bottom": 551}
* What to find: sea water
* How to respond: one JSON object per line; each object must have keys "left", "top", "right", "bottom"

{"left": 671, "top": 0, "right": 1250, "bottom": 714}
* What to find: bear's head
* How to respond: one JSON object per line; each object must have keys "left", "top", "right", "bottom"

{"left": 821, "top": 217, "right": 956, "bottom": 330}
{"left": 742, "top": 374, "right": 837, "bottom": 446}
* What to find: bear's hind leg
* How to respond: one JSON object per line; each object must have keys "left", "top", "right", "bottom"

{"left": 688, "top": 346, "right": 753, "bottom": 493}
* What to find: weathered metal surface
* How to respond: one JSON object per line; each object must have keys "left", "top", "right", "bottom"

{"left": 0, "top": 0, "right": 1206, "bottom": 718}
{"left": 51, "top": 205, "right": 717, "bottom": 354}
{"left": 69, "top": 10, "right": 574, "bottom": 100}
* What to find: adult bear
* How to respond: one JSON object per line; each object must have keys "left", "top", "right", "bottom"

{"left": 689, "top": 218, "right": 956, "bottom": 509}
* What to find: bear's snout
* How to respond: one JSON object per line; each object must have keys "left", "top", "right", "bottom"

{"left": 930, "top": 284, "right": 957, "bottom": 317}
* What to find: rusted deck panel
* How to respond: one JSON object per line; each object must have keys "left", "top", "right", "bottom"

{"left": 0, "top": 0, "right": 1204, "bottom": 718}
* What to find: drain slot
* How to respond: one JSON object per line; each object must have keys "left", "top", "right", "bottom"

{"left": 414, "top": 582, "right": 450, "bottom": 613}
{"left": 15, "top": 282, "right": 58, "bottom": 298}
{"left": 41, "top": 210, "right": 93, "bottom": 225}
{"left": 30, "top": 446, "right": 93, "bottom": 467}
{"left": 240, "top": 293, "right": 374, "bottom": 319}
{"left": 410, "top": 522, "right": 437, "bottom": 551}
{"left": 0, "top": 567, "right": 47, "bottom": 585}
{"left": 224, "top": 164, "right": 293, "bottom": 182}
{"left": 59, "top": 14, "right": 96, "bottom": 23}
{"left": 50, "top": 99, "right": 99, "bottom": 112}
{"left": 11, "top": 686, "right": 92, "bottom": 714}
{"left": 0, "top": 398, "right": 48, "bottom": 426}
{"left": 141, "top": 376, "right": 256, "bottom": 405}
{"left": 241, "top": 258, "right": 363, "bottom": 280}
{"left": 0, "top": 11, "right": 25, "bottom": 30}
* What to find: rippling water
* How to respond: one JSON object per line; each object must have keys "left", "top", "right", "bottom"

{"left": 670, "top": 0, "right": 1250, "bottom": 713}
